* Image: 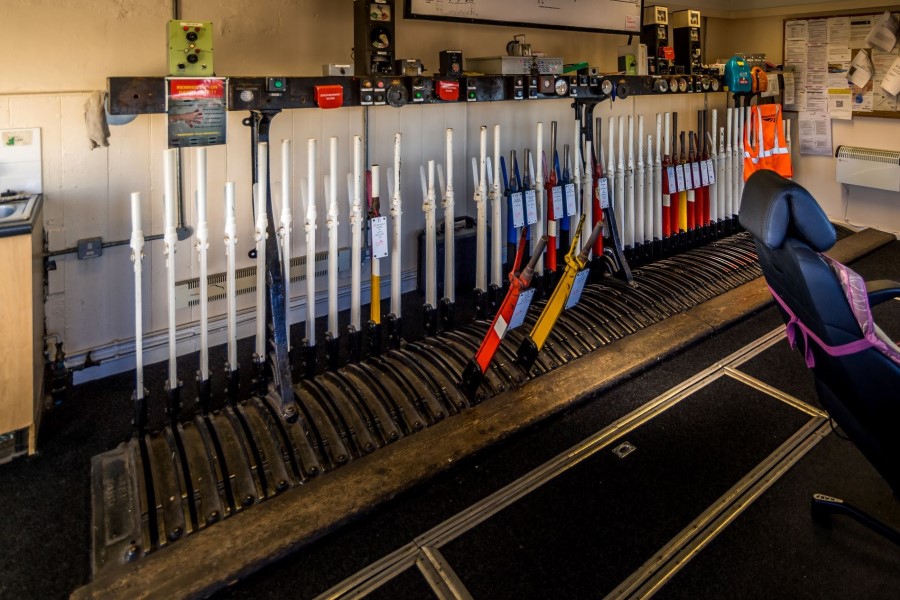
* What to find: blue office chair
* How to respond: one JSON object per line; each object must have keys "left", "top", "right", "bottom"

{"left": 739, "top": 169, "right": 900, "bottom": 544}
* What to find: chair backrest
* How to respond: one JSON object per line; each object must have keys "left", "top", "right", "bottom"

{"left": 739, "top": 170, "right": 900, "bottom": 494}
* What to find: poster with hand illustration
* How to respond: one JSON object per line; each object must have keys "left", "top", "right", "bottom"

{"left": 167, "top": 77, "right": 226, "bottom": 148}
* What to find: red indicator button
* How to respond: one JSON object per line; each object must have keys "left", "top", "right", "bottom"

{"left": 436, "top": 80, "right": 460, "bottom": 101}
{"left": 314, "top": 85, "right": 344, "bottom": 109}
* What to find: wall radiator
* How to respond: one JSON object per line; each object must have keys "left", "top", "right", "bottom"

{"left": 835, "top": 145, "right": 900, "bottom": 192}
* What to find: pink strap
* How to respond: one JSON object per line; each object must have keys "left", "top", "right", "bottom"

{"left": 767, "top": 285, "right": 876, "bottom": 368}
{"left": 767, "top": 253, "right": 900, "bottom": 368}
{"left": 822, "top": 255, "right": 900, "bottom": 366}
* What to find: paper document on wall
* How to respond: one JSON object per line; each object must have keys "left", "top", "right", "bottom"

{"left": 866, "top": 11, "right": 899, "bottom": 53}
{"left": 761, "top": 72, "right": 781, "bottom": 98}
{"left": 808, "top": 19, "right": 827, "bottom": 45}
{"left": 873, "top": 82, "right": 899, "bottom": 111}
{"left": 828, "top": 17, "right": 850, "bottom": 47}
{"left": 782, "top": 72, "right": 796, "bottom": 106}
{"left": 785, "top": 40, "right": 808, "bottom": 64}
{"left": 880, "top": 56, "right": 900, "bottom": 96}
{"left": 785, "top": 20, "right": 808, "bottom": 41}
{"left": 798, "top": 111, "right": 832, "bottom": 156}
{"left": 848, "top": 49, "right": 874, "bottom": 87}
{"left": 852, "top": 87, "right": 874, "bottom": 112}
{"left": 827, "top": 89, "right": 853, "bottom": 119}
{"left": 850, "top": 16, "right": 878, "bottom": 48}
{"left": 828, "top": 62, "right": 850, "bottom": 88}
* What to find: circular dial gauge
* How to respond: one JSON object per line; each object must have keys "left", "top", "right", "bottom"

{"left": 677, "top": 78, "right": 688, "bottom": 93}
{"left": 655, "top": 79, "right": 669, "bottom": 93}
{"left": 710, "top": 78, "right": 721, "bottom": 91}
{"left": 555, "top": 78, "right": 569, "bottom": 96}
{"left": 600, "top": 79, "right": 614, "bottom": 96}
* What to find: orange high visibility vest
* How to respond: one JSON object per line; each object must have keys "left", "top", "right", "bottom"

{"left": 744, "top": 104, "right": 792, "bottom": 180}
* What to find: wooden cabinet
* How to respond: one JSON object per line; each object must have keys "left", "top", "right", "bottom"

{"left": 0, "top": 199, "right": 44, "bottom": 461}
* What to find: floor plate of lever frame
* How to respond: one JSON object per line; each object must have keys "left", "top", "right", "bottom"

{"left": 79, "top": 227, "right": 895, "bottom": 600}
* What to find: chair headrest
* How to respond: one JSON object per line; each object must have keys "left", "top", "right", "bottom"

{"left": 739, "top": 170, "right": 836, "bottom": 252}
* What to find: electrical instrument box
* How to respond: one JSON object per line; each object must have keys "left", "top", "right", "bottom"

{"left": 671, "top": 10, "right": 702, "bottom": 75}
{"left": 396, "top": 59, "right": 426, "bottom": 76}
{"left": 439, "top": 50, "right": 464, "bottom": 77}
{"left": 323, "top": 64, "right": 354, "bottom": 76}
{"left": 642, "top": 6, "right": 672, "bottom": 76}
{"left": 354, "top": 0, "right": 395, "bottom": 76}
{"left": 467, "top": 56, "right": 532, "bottom": 75}
{"left": 618, "top": 43, "right": 648, "bottom": 76}
{"left": 167, "top": 20, "right": 214, "bottom": 76}
{"left": 644, "top": 5, "right": 669, "bottom": 25}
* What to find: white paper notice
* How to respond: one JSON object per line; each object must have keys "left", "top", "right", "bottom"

{"left": 806, "top": 90, "right": 828, "bottom": 112}
{"left": 828, "top": 17, "right": 851, "bottom": 47}
{"left": 785, "top": 40, "right": 808, "bottom": 65}
{"left": 598, "top": 178, "right": 610, "bottom": 209}
{"left": 508, "top": 288, "right": 535, "bottom": 331}
{"left": 880, "top": 56, "right": 900, "bottom": 96}
{"left": 564, "top": 183, "right": 576, "bottom": 217}
{"left": 798, "top": 111, "right": 833, "bottom": 155}
{"left": 551, "top": 186, "right": 564, "bottom": 219}
{"left": 850, "top": 16, "right": 878, "bottom": 49}
{"left": 828, "top": 62, "right": 850, "bottom": 89}
{"left": 786, "top": 20, "right": 808, "bottom": 41}
{"left": 828, "top": 46, "right": 851, "bottom": 62}
{"left": 511, "top": 192, "right": 525, "bottom": 228}
{"left": 524, "top": 189, "right": 538, "bottom": 225}
{"left": 871, "top": 48, "right": 900, "bottom": 110}
{"left": 874, "top": 82, "right": 899, "bottom": 111}
{"left": 828, "top": 89, "right": 853, "bottom": 119}
{"left": 866, "top": 11, "right": 899, "bottom": 53}
{"left": 872, "top": 47, "right": 899, "bottom": 73}
{"left": 691, "top": 162, "right": 701, "bottom": 189}
{"left": 564, "top": 270, "right": 590, "bottom": 310}
{"left": 371, "top": 216, "right": 389, "bottom": 259}
{"left": 849, "top": 49, "right": 874, "bottom": 88}
{"left": 852, "top": 86, "right": 874, "bottom": 112}
{"left": 808, "top": 20, "right": 828, "bottom": 44}
{"left": 762, "top": 71, "right": 781, "bottom": 98}
{"left": 782, "top": 72, "right": 796, "bottom": 106}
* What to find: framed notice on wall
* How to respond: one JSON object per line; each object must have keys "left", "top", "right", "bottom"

{"left": 404, "top": 0, "right": 643, "bottom": 35}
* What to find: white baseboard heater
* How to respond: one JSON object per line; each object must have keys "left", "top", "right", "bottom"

{"left": 835, "top": 145, "right": 900, "bottom": 192}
